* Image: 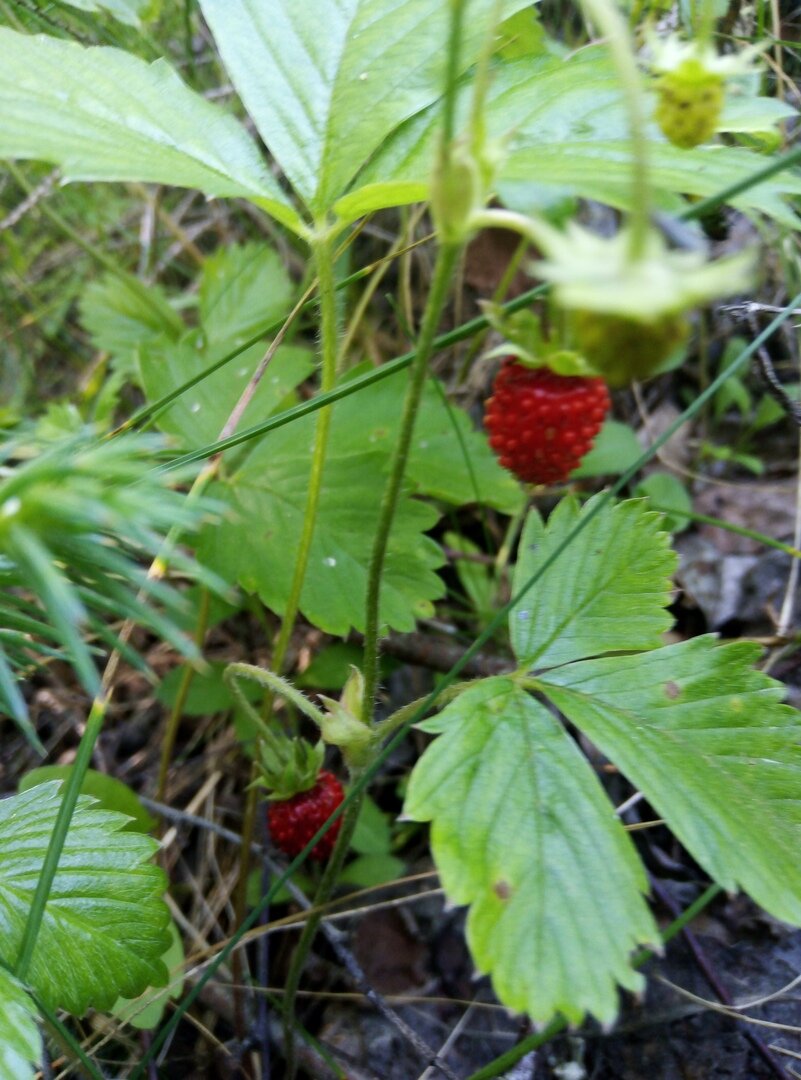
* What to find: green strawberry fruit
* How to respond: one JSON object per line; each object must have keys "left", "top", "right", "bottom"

{"left": 654, "top": 58, "right": 725, "bottom": 149}
{"left": 574, "top": 311, "right": 690, "bottom": 386}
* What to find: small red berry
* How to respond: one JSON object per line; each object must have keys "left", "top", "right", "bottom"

{"left": 267, "top": 770, "right": 345, "bottom": 861}
{"left": 484, "top": 362, "right": 611, "bottom": 485}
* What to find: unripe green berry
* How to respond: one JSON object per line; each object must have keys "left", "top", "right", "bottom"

{"left": 654, "top": 58, "right": 725, "bottom": 149}
{"left": 574, "top": 311, "right": 690, "bottom": 386}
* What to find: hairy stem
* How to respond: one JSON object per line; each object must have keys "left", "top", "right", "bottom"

{"left": 156, "top": 586, "right": 210, "bottom": 802}
{"left": 579, "top": 0, "right": 650, "bottom": 259}
{"left": 360, "top": 242, "right": 461, "bottom": 724}
{"left": 270, "top": 230, "right": 339, "bottom": 676}
{"left": 225, "top": 661, "right": 328, "bottom": 735}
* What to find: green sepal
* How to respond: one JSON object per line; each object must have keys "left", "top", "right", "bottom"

{"left": 431, "top": 138, "right": 485, "bottom": 245}
{"left": 318, "top": 667, "right": 373, "bottom": 767}
{"left": 254, "top": 738, "right": 324, "bottom": 802}
{"left": 481, "top": 303, "right": 598, "bottom": 376}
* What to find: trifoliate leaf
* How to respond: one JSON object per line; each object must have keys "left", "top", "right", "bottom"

{"left": 0, "top": 967, "right": 40, "bottom": 1080}
{"left": 570, "top": 419, "right": 643, "bottom": 478}
{"left": 634, "top": 472, "right": 692, "bottom": 533}
{"left": 0, "top": 783, "right": 170, "bottom": 1015}
{"left": 18, "top": 767, "right": 156, "bottom": 834}
{"left": 0, "top": 30, "right": 302, "bottom": 234}
{"left": 351, "top": 795, "right": 392, "bottom": 856}
{"left": 138, "top": 340, "right": 314, "bottom": 450}
{"left": 539, "top": 636, "right": 801, "bottom": 924}
{"left": 198, "top": 0, "right": 530, "bottom": 212}
{"left": 111, "top": 920, "right": 184, "bottom": 1031}
{"left": 443, "top": 531, "right": 496, "bottom": 617}
{"left": 199, "top": 439, "right": 443, "bottom": 637}
{"left": 198, "top": 370, "right": 520, "bottom": 635}
{"left": 510, "top": 496, "right": 676, "bottom": 670}
{"left": 405, "top": 678, "right": 658, "bottom": 1024}
{"left": 199, "top": 243, "right": 294, "bottom": 347}
{"left": 59, "top": 0, "right": 150, "bottom": 26}
{"left": 329, "top": 368, "right": 522, "bottom": 513}
{"left": 80, "top": 273, "right": 183, "bottom": 361}
{"left": 346, "top": 48, "right": 801, "bottom": 227}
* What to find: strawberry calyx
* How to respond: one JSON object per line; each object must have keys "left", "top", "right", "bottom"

{"left": 481, "top": 302, "right": 600, "bottom": 378}
{"left": 318, "top": 666, "right": 373, "bottom": 767}
{"left": 254, "top": 731, "right": 325, "bottom": 803}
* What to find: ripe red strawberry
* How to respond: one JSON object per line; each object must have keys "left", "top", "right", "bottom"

{"left": 485, "top": 362, "right": 610, "bottom": 485}
{"left": 267, "top": 770, "right": 344, "bottom": 861}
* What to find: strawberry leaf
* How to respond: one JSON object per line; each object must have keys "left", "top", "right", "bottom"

{"left": 0, "top": 30, "right": 302, "bottom": 234}
{"left": 198, "top": 242, "right": 295, "bottom": 348}
{"left": 198, "top": 0, "right": 531, "bottom": 214}
{"left": 199, "top": 441, "right": 443, "bottom": 636}
{"left": 404, "top": 678, "right": 658, "bottom": 1024}
{"left": 539, "top": 636, "right": 801, "bottom": 924}
{"left": 138, "top": 341, "right": 314, "bottom": 450}
{"left": 0, "top": 968, "right": 40, "bottom": 1080}
{"left": 198, "top": 370, "right": 519, "bottom": 635}
{"left": 0, "top": 783, "right": 170, "bottom": 1016}
{"left": 510, "top": 496, "right": 676, "bottom": 671}
{"left": 349, "top": 48, "right": 801, "bottom": 226}
{"left": 325, "top": 368, "right": 522, "bottom": 513}
{"left": 111, "top": 921, "right": 185, "bottom": 1031}
{"left": 58, "top": 0, "right": 148, "bottom": 25}
{"left": 80, "top": 273, "right": 183, "bottom": 361}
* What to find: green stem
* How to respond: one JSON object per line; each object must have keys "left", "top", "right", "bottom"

{"left": 681, "top": 141, "right": 801, "bottom": 221}
{"left": 37, "top": 995, "right": 106, "bottom": 1080}
{"left": 133, "top": 292, "right": 801, "bottom": 1078}
{"left": 646, "top": 505, "right": 801, "bottom": 559}
{"left": 270, "top": 230, "right": 339, "bottom": 676}
{"left": 282, "top": 778, "right": 366, "bottom": 1080}
{"left": 372, "top": 682, "right": 472, "bottom": 740}
{"left": 252, "top": 231, "right": 344, "bottom": 1075}
{"left": 224, "top": 662, "right": 328, "bottom": 735}
{"left": 579, "top": 0, "right": 650, "bottom": 259}
{"left": 361, "top": 242, "right": 461, "bottom": 725}
{"left": 441, "top": 0, "right": 467, "bottom": 150}
{"left": 156, "top": 586, "right": 210, "bottom": 802}
{"left": 156, "top": 283, "right": 550, "bottom": 474}
{"left": 14, "top": 694, "right": 108, "bottom": 979}
{"left": 696, "top": 0, "right": 717, "bottom": 45}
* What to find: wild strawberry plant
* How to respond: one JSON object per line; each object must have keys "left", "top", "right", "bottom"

{"left": 0, "top": 0, "right": 799, "bottom": 1076}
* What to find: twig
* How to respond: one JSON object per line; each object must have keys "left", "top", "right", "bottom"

{"left": 650, "top": 877, "right": 792, "bottom": 1080}
{"left": 319, "top": 920, "right": 461, "bottom": 1080}
{"left": 0, "top": 168, "right": 59, "bottom": 232}
{"left": 377, "top": 631, "right": 510, "bottom": 678}
{"left": 418, "top": 1001, "right": 477, "bottom": 1080}
{"left": 737, "top": 309, "right": 801, "bottom": 426}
